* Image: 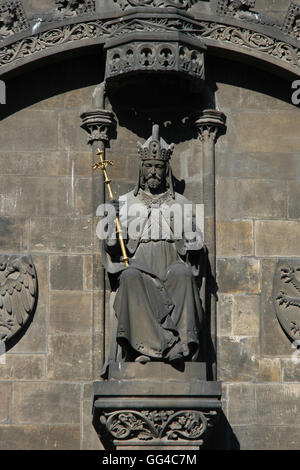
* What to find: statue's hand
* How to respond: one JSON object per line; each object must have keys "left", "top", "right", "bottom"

{"left": 184, "top": 231, "right": 204, "bottom": 251}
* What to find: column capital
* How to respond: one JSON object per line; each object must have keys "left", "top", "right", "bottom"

{"left": 80, "top": 109, "right": 117, "bottom": 146}
{"left": 194, "top": 109, "right": 227, "bottom": 143}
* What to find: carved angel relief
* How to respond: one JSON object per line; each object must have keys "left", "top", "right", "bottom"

{"left": 273, "top": 260, "right": 300, "bottom": 341}
{"left": 0, "top": 255, "right": 37, "bottom": 342}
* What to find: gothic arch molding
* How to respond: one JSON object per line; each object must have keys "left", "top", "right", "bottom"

{"left": 0, "top": 8, "right": 299, "bottom": 80}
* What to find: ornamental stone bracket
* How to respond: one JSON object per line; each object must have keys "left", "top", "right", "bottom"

{"left": 93, "top": 363, "right": 222, "bottom": 450}
{"left": 80, "top": 108, "right": 117, "bottom": 146}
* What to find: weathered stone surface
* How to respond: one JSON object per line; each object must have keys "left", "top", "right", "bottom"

{"left": 47, "top": 335, "right": 92, "bottom": 381}
{"left": 92, "top": 254, "right": 103, "bottom": 290}
{"left": 216, "top": 220, "right": 253, "bottom": 257}
{"left": 217, "top": 294, "right": 233, "bottom": 336}
{"left": 218, "top": 336, "right": 259, "bottom": 382}
{"left": 0, "top": 383, "right": 11, "bottom": 424}
{"left": 93, "top": 290, "right": 105, "bottom": 333}
{"left": 0, "top": 176, "right": 73, "bottom": 217}
{"left": 49, "top": 291, "right": 92, "bottom": 334}
{"left": 30, "top": 217, "right": 92, "bottom": 253}
{"left": 109, "top": 126, "right": 138, "bottom": 181}
{"left": 84, "top": 255, "right": 93, "bottom": 291}
{"left": 216, "top": 178, "right": 286, "bottom": 220}
{"left": 13, "top": 382, "right": 81, "bottom": 424}
{"left": 255, "top": 221, "right": 300, "bottom": 257}
{"left": 281, "top": 359, "right": 300, "bottom": 382}
{"left": 0, "top": 425, "right": 80, "bottom": 450}
{"left": 233, "top": 295, "right": 260, "bottom": 336}
{"left": 58, "top": 110, "right": 88, "bottom": 151}
{"left": 92, "top": 331, "right": 104, "bottom": 381}
{"left": 287, "top": 181, "right": 300, "bottom": 219}
{"left": 217, "top": 258, "right": 260, "bottom": 294}
{"left": 75, "top": 178, "right": 93, "bottom": 216}
{"left": 256, "top": 358, "right": 281, "bottom": 382}
{"left": 216, "top": 152, "right": 297, "bottom": 180}
{"left": 256, "top": 384, "right": 300, "bottom": 426}
{"left": 31, "top": 255, "right": 48, "bottom": 305}
{"left": 0, "top": 217, "right": 29, "bottom": 252}
{"left": 12, "top": 303, "right": 47, "bottom": 354}
{"left": 183, "top": 180, "right": 204, "bottom": 205}
{"left": 82, "top": 398, "right": 103, "bottom": 450}
{"left": 228, "top": 111, "right": 300, "bottom": 154}
{"left": 0, "top": 150, "right": 91, "bottom": 177}
{"left": 50, "top": 255, "right": 83, "bottom": 291}
{"left": 186, "top": 140, "right": 203, "bottom": 178}
{"left": 261, "top": 258, "right": 292, "bottom": 356}
{"left": 238, "top": 84, "right": 296, "bottom": 112}
{"left": 216, "top": 75, "right": 297, "bottom": 113}
{"left": 218, "top": 337, "right": 280, "bottom": 382}
{"left": 22, "top": 0, "right": 54, "bottom": 13}
{"left": 0, "top": 355, "right": 45, "bottom": 380}
{"left": 227, "top": 384, "right": 256, "bottom": 426}
{"left": 232, "top": 424, "right": 300, "bottom": 450}
{"left": 0, "top": 151, "right": 61, "bottom": 177}
{"left": 256, "top": 0, "right": 293, "bottom": 14}
{"left": 0, "top": 110, "right": 58, "bottom": 151}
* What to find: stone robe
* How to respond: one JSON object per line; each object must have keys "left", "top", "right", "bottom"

{"left": 103, "top": 189, "right": 204, "bottom": 365}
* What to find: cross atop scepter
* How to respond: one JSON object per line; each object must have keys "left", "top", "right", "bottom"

{"left": 92, "top": 149, "right": 129, "bottom": 267}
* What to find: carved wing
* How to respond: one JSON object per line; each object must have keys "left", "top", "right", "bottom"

{"left": 273, "top": 261, "right": 300, "bottom": 341}
{"left": 0, "top": 256, "right": 37, "bottom": 341}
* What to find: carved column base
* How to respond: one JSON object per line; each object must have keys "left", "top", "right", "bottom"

{"left": 93, "top": 363, "right": 222, "bottom": 450}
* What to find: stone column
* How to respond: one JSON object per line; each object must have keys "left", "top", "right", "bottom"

{"left": 80, "top": 83, "right": 117, "bottom": 371}
{"left": 194, "top": 109, "right": 226, "bottom": 381}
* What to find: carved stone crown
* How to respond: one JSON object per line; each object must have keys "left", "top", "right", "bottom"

{"left": 137, "top": 124, "right": 174, "bottom": 161}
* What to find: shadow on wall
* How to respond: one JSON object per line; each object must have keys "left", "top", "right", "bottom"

{"left": 0, "top": 49, "right": 105, "bottom": 121}
{"left": 205, "top": 55, "right": 296, "bottom": 108}
{"left": 209, "top": 411, "right": 240, "bottom": 450}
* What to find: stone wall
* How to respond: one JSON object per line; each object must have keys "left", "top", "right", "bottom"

{"left": 213, "top": 58, "right": 300, "bottom": 449}
{"left": 0, "top": 6, "right": 300, "bottom": 449}
{"left": 0, "top": 55, "right": 103, "bottom": 450}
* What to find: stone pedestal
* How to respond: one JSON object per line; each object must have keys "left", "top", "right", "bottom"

{"left": 93, "top": 363, "right": 221, "bottom": 450}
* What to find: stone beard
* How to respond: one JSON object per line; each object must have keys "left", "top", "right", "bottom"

{"left": 102, "top": 126, "right": 205, "bottom": 374}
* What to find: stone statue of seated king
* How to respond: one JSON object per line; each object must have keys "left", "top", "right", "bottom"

{"left": 100, "top": 124, "right": 206, "bottom": 378}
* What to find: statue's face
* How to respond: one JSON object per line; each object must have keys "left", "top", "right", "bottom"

{"left": 142, "top": 159, "right": 166, "bottom": 191}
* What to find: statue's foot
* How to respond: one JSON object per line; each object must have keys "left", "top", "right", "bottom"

{"left": 135, "top": 355, "right": 150, "bottom": 364}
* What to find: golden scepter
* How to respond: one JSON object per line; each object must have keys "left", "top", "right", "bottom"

{"left": 92, "top": 149, "right": 129, "bottom": 267}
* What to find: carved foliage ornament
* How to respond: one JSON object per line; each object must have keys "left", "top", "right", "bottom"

{"left": 113, "top": 0, "right": 198, "bottom": 10}
{"left": 0, "top": 255, "right": 37, "bottom": 342}
{"left": 99, "top": 409, "right": 217, "bottom": 443}
{"left": 273, "top": 260, "right": 300, "bottom": 341}
{"left": 0, "top": 17, "right": 300, "bottom": 72}
{"left": 0, "top": 0, "right": 28, "bottom": 39}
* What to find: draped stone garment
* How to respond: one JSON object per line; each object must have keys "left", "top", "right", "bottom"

{"left": 103, "top": 189, "right": 204, "bottom": 363}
